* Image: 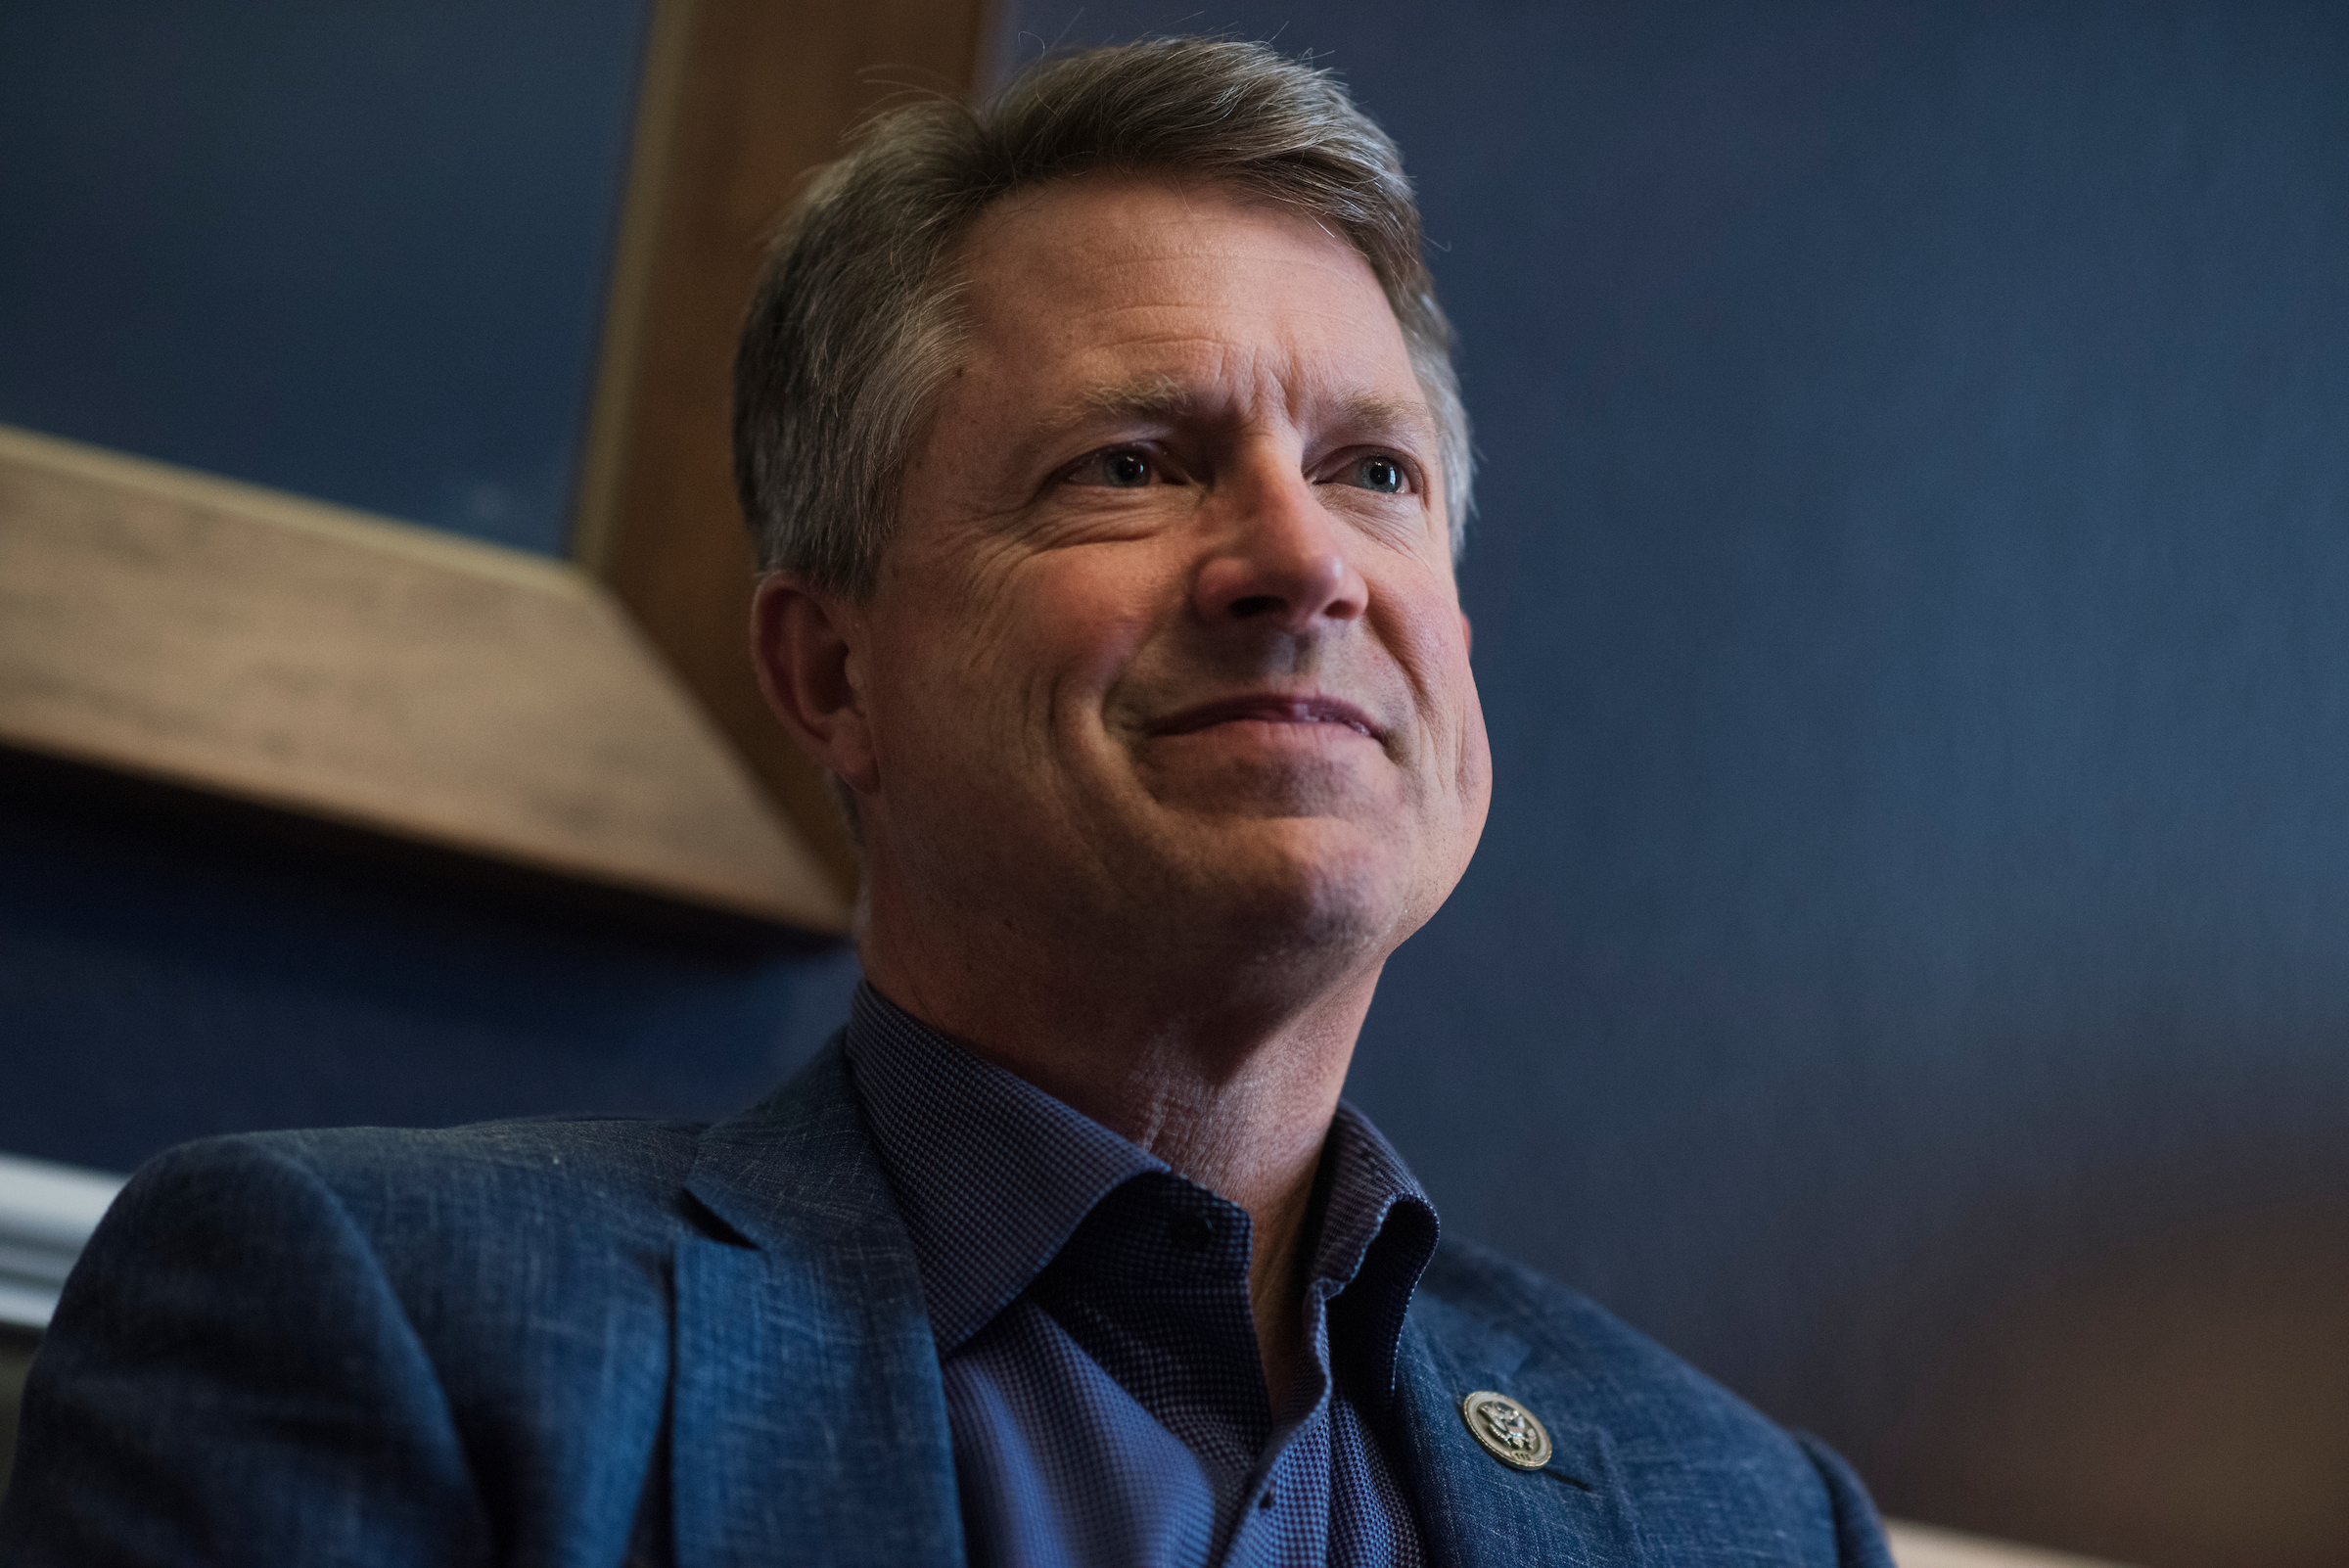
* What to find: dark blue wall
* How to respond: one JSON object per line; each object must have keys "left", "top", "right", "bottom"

{"left": 1010, "top": 0, "right": 2349, "bottom": 1475}
{"left": 0, "top": 762, "right": 861, "bottom": 1175}
{"left": 0, "top": 1, "right": 646, "bottom": 553}
{"left": 0, "top": 2, "right": 858, "bottom": 1162}
{"left": 7, "top": 0, "right": 2349, "bottom": 1537}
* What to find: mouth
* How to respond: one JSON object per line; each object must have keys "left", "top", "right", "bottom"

{"left": 1151, "top": 693, "right": 1384, "bottom": 742}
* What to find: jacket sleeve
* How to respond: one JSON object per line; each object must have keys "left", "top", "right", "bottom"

{"left": 0, "top": 1135, "right": 494, "bottom": 1567}
{"left": 1794, "top": 1430, "right": 1899, "bottom": 1568}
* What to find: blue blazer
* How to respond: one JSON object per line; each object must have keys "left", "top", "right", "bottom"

{"left": 1, "top": 1042, "right": 1892, "bottom": 1566}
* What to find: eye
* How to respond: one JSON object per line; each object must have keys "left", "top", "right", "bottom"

{"left": 1068, "top": 448, "right": 1156, "bottom": 488}
{"left": 1340, "top": 454, "right": 1409, "bottom": 494}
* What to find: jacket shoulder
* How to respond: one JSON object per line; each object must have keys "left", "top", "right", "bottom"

{"left": 3, "top": 1117, "right": 720, "bottom": 1565}
{"left": 106, "top": 1115, "right": 712, "bottom": 1365}
{"left": 157, "top": 1113, "right": 710, "bottom": 1235}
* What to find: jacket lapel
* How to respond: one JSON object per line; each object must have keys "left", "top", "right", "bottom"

{"left": 669, "top": 1041, "right": 963, "bottom": 1568}
{"left": 1394, "top": 1295, "right": 1652, "bottom": 1568}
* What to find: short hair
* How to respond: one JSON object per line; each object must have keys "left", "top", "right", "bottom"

{"left": 733, "top": 36, "right": 1471, "bottom": 599}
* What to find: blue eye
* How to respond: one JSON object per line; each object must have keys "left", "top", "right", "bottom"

{"left": 1074, "top": 449, "right": 1154, "bottom": 487}
{"left": 1351, "top": 455, "right": 1406, "bottom": 494}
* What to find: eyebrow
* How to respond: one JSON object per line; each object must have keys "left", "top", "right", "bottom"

{"left": 1053, "top": 378, "right": 1438, "bottom": 445}
{"left": 1069, "top": 375, "right": 1192, "bottom": 421}
{"left": 1328, "top": 391, "right": 1439, "bottom": 446}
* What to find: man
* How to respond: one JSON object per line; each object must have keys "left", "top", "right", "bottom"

{"left": 2, "top": 39, "right": 1894, "bottom": 1567}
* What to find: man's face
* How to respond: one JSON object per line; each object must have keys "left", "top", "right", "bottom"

{"left": 851, "top": 174, "right": 1490, "bottom": 977}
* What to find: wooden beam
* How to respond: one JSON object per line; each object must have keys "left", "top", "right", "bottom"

{"left": 0, "top": 425, "right": 848, "bottom": 932}
{"left": 571, "top": 0, "right": 996, "bottom": 906}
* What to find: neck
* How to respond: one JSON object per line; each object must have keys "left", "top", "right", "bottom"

{"left": 858, "top": 875, "right": 1387, "bottom": 1407}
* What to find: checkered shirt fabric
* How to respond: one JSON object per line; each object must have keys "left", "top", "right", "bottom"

{"left": 845, "top": 982, "right": 1440, "bottom": 1568}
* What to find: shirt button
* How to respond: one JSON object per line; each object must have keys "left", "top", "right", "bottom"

{"left": 1170, "top": 1211, "right": 1215, "bottom": 1253}
{"left": 1257, "top": 1484, "right": 1276, "bottom": 1511}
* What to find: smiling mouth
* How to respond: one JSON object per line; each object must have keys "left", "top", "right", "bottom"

{"left": 1153, "top": 694, "right": 1383, "bottom": 741}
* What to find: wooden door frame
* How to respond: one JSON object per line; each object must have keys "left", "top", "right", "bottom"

{"left": 569, "top": 0, "right": 1003, "bottom": 908}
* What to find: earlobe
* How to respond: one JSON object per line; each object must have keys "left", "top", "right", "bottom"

{"left": 749, "top": 576, "right": 879, "bottom": 792}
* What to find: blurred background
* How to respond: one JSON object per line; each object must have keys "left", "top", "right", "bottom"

{"left": 4, "top": 3, "right": 2347, "bottom": 1564}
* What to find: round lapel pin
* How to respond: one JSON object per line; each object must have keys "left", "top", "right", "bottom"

{"left": 1459, "top": 1390, "right": 1553, "bottom": 1470}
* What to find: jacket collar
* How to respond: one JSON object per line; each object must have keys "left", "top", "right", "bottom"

{"left": 670, "top": 1038, "right": 963, "bottom": 1568}
{"left": 1392, "top": 1289, "right": 1655, "bottom": 1568}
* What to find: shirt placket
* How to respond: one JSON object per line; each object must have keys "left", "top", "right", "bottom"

{"left": 1213, "top": 1243, "right": 1359, "bottom": 1568}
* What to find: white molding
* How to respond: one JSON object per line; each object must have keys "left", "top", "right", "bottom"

{"left": 1887, "top": 1520, "right": 2139, "bottom": 1568}
{"left": 0, "top": 1151, "right": 125, "bottom": 1330}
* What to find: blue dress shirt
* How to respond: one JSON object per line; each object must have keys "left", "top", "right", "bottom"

{"left": 844, "top": 983, "right": 1441, "bottom": 1568}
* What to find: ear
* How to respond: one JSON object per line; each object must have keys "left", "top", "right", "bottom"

{"left": 750, "top": 574, "right": 879, "bottom": 793}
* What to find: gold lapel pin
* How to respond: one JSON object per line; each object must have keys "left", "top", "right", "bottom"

{"left": 1459, "top": 1390, "right": 1553, "bottom": 1471}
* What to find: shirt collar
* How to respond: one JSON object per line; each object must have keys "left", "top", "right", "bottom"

{"left": 843, "top": 979, "right": 1440, "bottom": 1387}
{"left": 845, "top": 982, "right": 1164, "bottom": 1356}
{"left": 1311, "top": 1101, "right": 1441, "bottom": 1408}
{"left": 1310, "top": 1100, "right": 1435, "bottom": 1289}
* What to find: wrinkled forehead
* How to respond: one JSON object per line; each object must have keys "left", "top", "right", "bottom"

{"left": 944, "top": 172, "right": 1427, "bottom": 431}
{"left": 955, "top": 167, "right": 1374, "bottom": 277}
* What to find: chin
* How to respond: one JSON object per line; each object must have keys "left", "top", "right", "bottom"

{"left": 1163, "top": 815, "right": 1410, "bottom": 961}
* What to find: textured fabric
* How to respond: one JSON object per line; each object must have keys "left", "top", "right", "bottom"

{"left": 845, "top": 984, "right": 1438, "bottom": 1568}
{"left": 0, "top": 1035, "right": 1897, "bottom": 1568}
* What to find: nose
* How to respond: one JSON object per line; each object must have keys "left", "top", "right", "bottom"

{"left": 1190, "top": 470, "right": 1368, "bottom": 633}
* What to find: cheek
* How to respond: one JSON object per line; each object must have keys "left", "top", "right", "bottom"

{"left": 1384, "top": 581, "right": 1490, "bottom": 824}
{"left": 861, "top": 579, "right": 1011, "bottom": 786}
{"left": 882, "top": 553, "right": 1161, "bottom": 788}
{"left": 1018, "top": 550, "right": 1168, "bottom": 713}
{"left": 1453, "top": 676, "right": 1494, "bottom": 822}
{"left": 1430, "top": 661, "right": 1491, "bottom": 831}
{"left": 1385, "top": 584, "right": 1476, "bottom": 733}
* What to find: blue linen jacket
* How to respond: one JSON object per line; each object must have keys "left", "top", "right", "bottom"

{"left": 0, "top": 1042, "right": 1892, "bottom": 1567}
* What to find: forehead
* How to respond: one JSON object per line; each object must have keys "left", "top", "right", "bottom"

{"left": 948, "top": 173, "right": 1421, "bottom": 419}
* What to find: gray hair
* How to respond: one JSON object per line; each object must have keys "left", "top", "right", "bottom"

{"left": 733, "top": 36, "right": 1471, "bottom": 599}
